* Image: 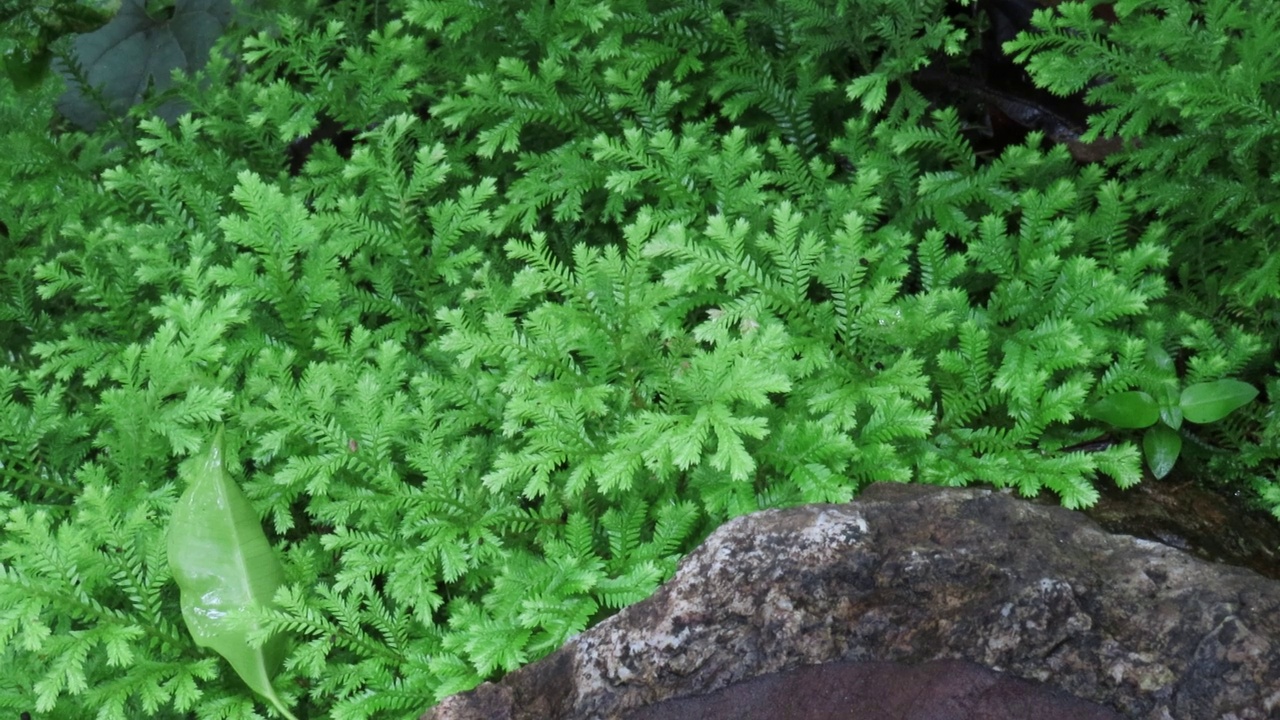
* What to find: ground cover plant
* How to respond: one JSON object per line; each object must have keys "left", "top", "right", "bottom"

{"left": 1, "top": 0, "right": 1277, "bottom": 717}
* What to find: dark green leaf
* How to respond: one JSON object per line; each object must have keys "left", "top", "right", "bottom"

{"left": 167, "top": 427, "right": 298, "bottom": 720}
{"left": 3, "top": 46, "right": 52, "bottom": 91}
{"left": 145, "top": 0, "right": 176, "bottom": 19}
{"left": 1180, "top": 379, "right": 1259, "bottom": 424}
{"left": 53, "top": 0, "right": 233, "bottom": 130}
{"left": 1088, "top": 391, "right": 1159, "bottom": 428}
{"left": 1142, "top": 423, "right": 1181, "bottom": 479}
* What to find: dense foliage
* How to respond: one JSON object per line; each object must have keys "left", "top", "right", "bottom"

{"left": 1, "top": 0, "right": 1276, "bottom": 717}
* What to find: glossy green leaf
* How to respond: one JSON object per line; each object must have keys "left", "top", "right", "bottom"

{"left": 1088, "top": 391, "right": 1159, "bottom": 429}
{"left": 1142, "top": 423, "right": 1181, "bottom": 480}
{"left": 1146, "top": 345, "right": 1175, "bottom": 372}
{"left": 167, "top": 427, "right": 298, "bottom": 720}
{"left": 1155, "top": 380, "right": 1180, "bottom": 411}
{"left": 1180, "top": 379, "right": 1259, "bottom": 424}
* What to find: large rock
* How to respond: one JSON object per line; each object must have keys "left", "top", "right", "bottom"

{"left": 421, "top": 484, "right": 1280, "bottom": 720}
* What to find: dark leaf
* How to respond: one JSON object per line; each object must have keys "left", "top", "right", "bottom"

{"left": 53, "top": 0, "right": 233, "bottom": 130}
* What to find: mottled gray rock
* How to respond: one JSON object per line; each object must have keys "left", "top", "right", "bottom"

{"left": 421, "top": 484, "right": 1280, "bottom": 720}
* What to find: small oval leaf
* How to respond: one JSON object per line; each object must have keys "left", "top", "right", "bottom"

{"left": 1143, "top": 424, "right": 1182, "bottom": 479}
{"left": 1146, "top": 345, "right": 1175, "bottom": 372}
{"left": 1089, "top": 391, "right": 1159, "bottom": 428}
{"left": 167, "top": 427, "right": 298, "bottom": 720}
{"left": 1180, "top": 379, "right": 1259, "bottom": 424}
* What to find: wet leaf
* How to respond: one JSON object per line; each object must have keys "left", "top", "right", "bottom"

{"left": 1143, "top": 423, "right": 1181, "bottom": 480}
{"left": 1088, "top": 390, "right": 1159, "bottom": 429}
{"left": 1159, "top": 404, "right": 1183, "bottom": 431}
{"left": 167, "top": 427, "right": 298, "bottom": 720}
{"left": 1181, "top": 379, "right": 1259, "bottom": 425}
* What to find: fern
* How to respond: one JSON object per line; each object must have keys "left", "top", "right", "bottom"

{"left": 1, "top": 0, "right": 1278, "bottom": 716}
{"left": 1005, "top": 0, "right": 1280, "bottom": 304}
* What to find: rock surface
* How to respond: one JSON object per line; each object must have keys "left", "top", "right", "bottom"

{"left": 619, "top": 658, "right": 1124, "bottom": 720}
{"left": 1067, "top": 475, "right": 1280, "bottom": 580}
{"left": 420, "top": 484, "right": 1280, "bottom": 720}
